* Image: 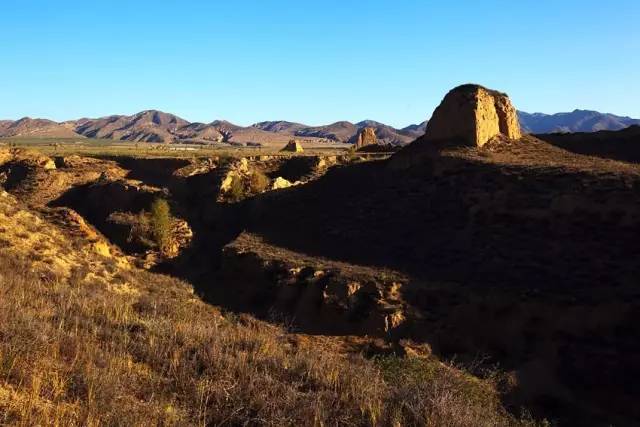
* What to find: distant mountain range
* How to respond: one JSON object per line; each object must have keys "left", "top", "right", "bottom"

{"left": 0, "top": 111, "right": 421, "bottom": 146}
{"left": 0, "top": 117, "right": 79, "bottom": 138}
{"left": 518, "top": 110, "right": 640, "bottom": 133}
{"left": 1, "top": 109, "right": 638, "bottom": 146}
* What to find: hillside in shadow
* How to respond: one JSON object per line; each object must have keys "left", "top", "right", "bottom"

{"left": 536, "top": 125, "right": 640, "bottom": 163}
{"left": 242, "top": 137, "right": 640, "bottom": 290}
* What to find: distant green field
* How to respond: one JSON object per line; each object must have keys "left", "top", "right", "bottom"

{"left": 0, "top": 136, "right": 114, "bottom": 146}
{"left": 0, "top": 137, "right": 350, "bottom": 159}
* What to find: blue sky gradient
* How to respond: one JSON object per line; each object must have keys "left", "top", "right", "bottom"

{"left": 1, "top": 0, "right": 638, "bottom": 127}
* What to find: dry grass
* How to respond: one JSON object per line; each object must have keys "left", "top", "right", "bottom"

{"left": 249, "top": 170, "right": 270, "bottom": 193}
{"left": 0, "top": 201, "right": 542, "bottom": 426}
{"left": 0, "top": 256, "right": 541, "bottom": 426}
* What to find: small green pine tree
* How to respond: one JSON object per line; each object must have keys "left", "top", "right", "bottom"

{"left": 150, "top": 198, "right": 172, "bottom": 254}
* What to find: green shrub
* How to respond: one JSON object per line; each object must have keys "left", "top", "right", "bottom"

{"left": 149, "top": 198, "right": 172, "bottom": 254}
{"left": 227, "top": 176, "right": 246, "bottom": 202}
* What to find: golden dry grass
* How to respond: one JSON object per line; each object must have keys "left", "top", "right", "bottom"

{"left": 0, "top": 198, "right": 541, "bottom": 426}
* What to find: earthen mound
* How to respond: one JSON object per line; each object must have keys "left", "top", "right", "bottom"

{"left": 281, "top": 140, "right": 304, "bottom": 153}
{"left": 423, "top": 84, "right": 521, "bottom": 147}
{"left": 351, "top": 127, "right": 378, "bottom": 150}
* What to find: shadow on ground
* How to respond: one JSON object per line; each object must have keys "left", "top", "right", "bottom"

{"left": 47, "top": 143, "right": 640, "bottom": 426}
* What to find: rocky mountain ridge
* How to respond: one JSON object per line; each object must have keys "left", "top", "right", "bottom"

{"left": 518, "top": 109, "right": 640, "bottom": 133}
{"left": 0, "top": 112, "right": 415, "bottom": 146}
{"left": 2, "top": 108, "right": 639, "bottom": 145}
{"left": 0, "top": 117, "right": 82, "bottom": 138}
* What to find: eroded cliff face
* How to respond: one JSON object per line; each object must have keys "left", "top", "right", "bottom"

{"left": 494, "top": 94, "right": 521, "bottom": 140}
{"left": 424, "top": 84, "right": 521, "bottom": 147}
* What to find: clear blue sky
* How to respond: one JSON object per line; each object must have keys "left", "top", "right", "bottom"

{"left": 1, "top": 0, "right": 638, "bottom": 127}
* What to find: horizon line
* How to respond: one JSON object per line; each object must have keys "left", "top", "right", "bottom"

{"left": 3, "top": 107, "right": 639, "bottom": 130}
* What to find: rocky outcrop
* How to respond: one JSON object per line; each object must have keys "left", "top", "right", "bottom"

{"left": 281, "top": 140, "right": 304, "bottom": 153}
{"left": 0, "top": 148, "right": 57, "bottom": 170}
{"left": 423, "top": 84, "right": 521, "bottom": 147}
{"left": 55, "top": 154, "right": 108, "bottom": 169}
{"left": 271, "top": 177, "right": 294, "bottom": 190}
{"left": 217, "top": 158, "right": 253, "bottom": 201}
{"left": 219, "top": 232, "right": 408, "bottom": 337}
{"left": 352, "top": 127, "right": 378, "bottom": 149}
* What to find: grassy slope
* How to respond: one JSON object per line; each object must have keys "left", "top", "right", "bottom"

{"left": 0, "top": 191, "right": 538, "bottom": 426}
